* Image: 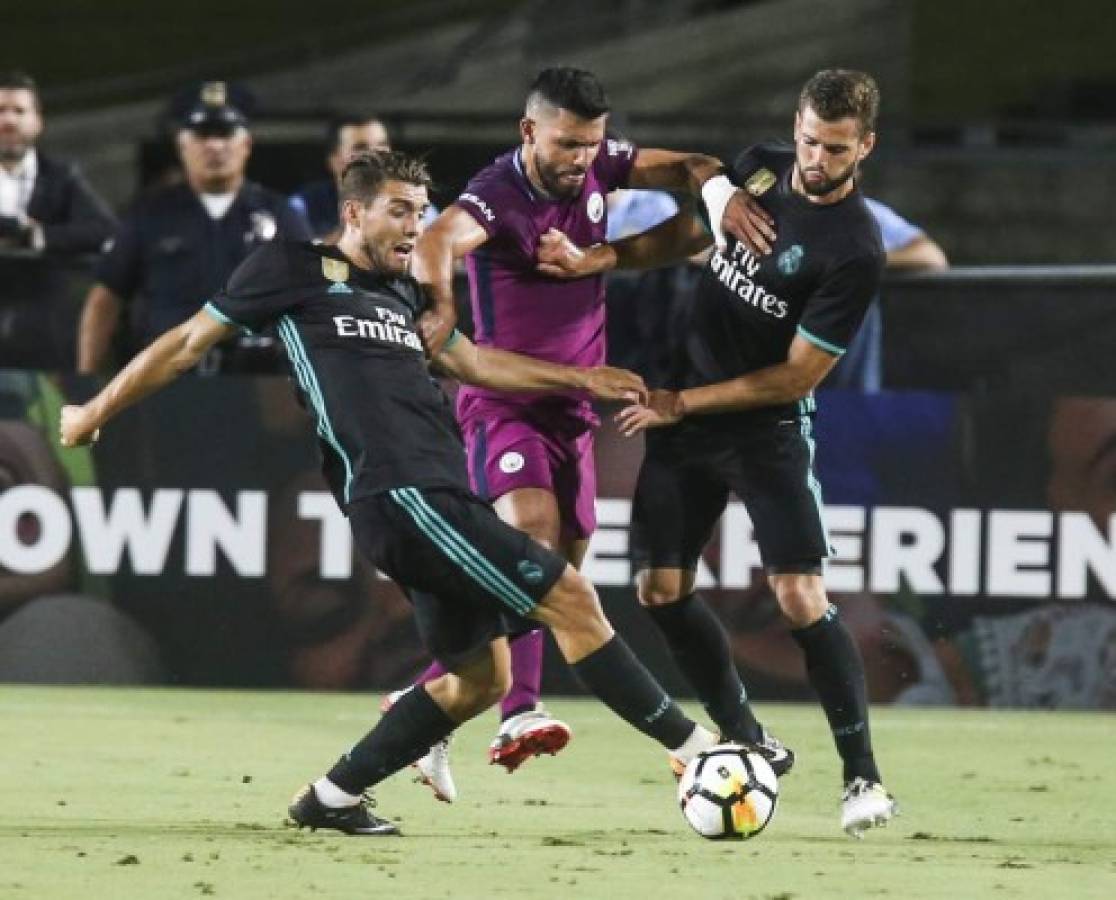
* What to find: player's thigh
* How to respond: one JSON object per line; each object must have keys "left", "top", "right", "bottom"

{"left": 463, "top": 416, "right": 556, "bottom": 504}
{"left": 728, "top": 421, "right": 829, "bottom": 571}
{"left": 630, "top": 441, "right": 730, "bottom": 579}
{"left": 350, "top": 488, "right": 565, "bottom": 667}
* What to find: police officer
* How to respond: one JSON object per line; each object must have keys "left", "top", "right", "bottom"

{"left": 77, "top": 81, "right": 310, "bottom": 374}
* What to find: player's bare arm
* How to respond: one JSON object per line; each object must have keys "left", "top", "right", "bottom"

{"left": 616, "top": 335, "right": 835, "bottom": 436}
{"left": 411, "top": 207, "right": 489, "bottom": 356}
{"left": 536, "top": 205, "right": 711, "bottom": 279}
{"left": 60, "top": 309, "right": 235, "bottom": 447}
{"left": 434, "top": 331, "right": 647, "bottom": 403}
{"left": 629, "top": 148, "right": 776, "bottom": 256}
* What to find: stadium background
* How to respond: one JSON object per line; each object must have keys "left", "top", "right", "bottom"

{"left": 3, "top": 0, "right": 1115, "bottom": 709}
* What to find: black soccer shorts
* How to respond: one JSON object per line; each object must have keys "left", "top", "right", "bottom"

{"left": 348, "top": 486, "right": 567, "bottom": 668}
{"left": 630, "top": 418, "right": 830, "bottom": 575}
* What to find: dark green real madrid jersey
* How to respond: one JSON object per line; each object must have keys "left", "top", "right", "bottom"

{"left": 206, "top": 241, "right": 469, "bottom": 509}
{"left": 669, "top": 142, "right": 884, "bottom": 429}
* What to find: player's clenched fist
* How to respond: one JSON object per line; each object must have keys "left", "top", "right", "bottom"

{"left": 582, "top": 366, "right": 647, "bottom": 404}
{"left": 60, "top": 404, "right": 100, "bottom": 447}
{"left": 536, "top": 227, "right": 608, "bottom": 279}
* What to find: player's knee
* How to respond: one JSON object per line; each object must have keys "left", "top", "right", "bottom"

{"left": 772, "top": 578, "right": 828, "bottom": 627}
{"left": 636, "top": 570, "right": 687, "bottom": 607}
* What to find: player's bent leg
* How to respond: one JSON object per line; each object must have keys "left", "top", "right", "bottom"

{"left": 289, "top": 646, "right": 507, "bottom": 833}
{"left": 397, "top": 639, "right": 511, "bottom": 802}
{"left": 488, "top": 488, "right": 574, "bottom": 771}
{"left": 530, "top": 566, "right": 717, "bottom": 764}
{"left": 489, "top": 630, "right": 572, "bottom": 772}
{"left": 770, "top": 571, "right": 894, "bottom": 834}
{"left": 636, "top": 568, "right": 793, "bottom": 777}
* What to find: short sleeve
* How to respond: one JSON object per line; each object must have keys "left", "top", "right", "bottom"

{"left": 863, "top": 198, "right": 922, "bottom": 253}
{"left": 596, "top": 137, "right": 638, "bottom": 191}
{"left": 797, "top": 252, "right": 884, "bottom": 356}
{"left": 455, "top": 177, "right": 505, "bottom": 239}
{"left": 93, "top": 214, "right": 143, "bottom": 299}
{"left": 205, "top": 242, "right": 298, "bottom": 333}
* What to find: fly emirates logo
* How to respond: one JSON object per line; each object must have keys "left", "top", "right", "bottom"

{"left": 333, "top": 308, "right": 423, "bottom": 352}
{"left": 709, "top": 244, "right": 789, "bottom": 319}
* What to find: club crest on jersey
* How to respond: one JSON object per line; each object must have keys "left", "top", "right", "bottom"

{"left": 321, "top": 257, "right": 350, "bottom": 283}
{"left": 499, "top": 451, "right": 525, "bottom": 474}
{"left": 517, "top": 560, "right": 544, "bottom": 584}
{"left": 587, "top": 191, "right": 604, "bottom": 224}
{"left": 744, "top": 168, "right": 776, "bottom": 197}
{"left": 777, "top": 244, "right": 804, "bottom": 275}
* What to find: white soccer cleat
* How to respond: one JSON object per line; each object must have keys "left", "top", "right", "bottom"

{"left": 381, "top": 689, "right": 457, "bottom": 803}
{"left": 841, "top": 777, "right": 897, "bottom": 838}
{"left": 414, "top": 737, "right": 457, "bottom": 803}
{"left": 489, "top": 704, "right": 572, "bottom": 772}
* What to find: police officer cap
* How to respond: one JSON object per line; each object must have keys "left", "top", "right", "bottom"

{"left": 179, "top": 81, "right": 250, "bottom": 135}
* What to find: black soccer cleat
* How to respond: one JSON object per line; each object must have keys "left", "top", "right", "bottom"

{"left": 751, "top": 730, "right": 795, "bottom": 778}
{"left": 287, "top": 784, "right": 401, "bottom": 836}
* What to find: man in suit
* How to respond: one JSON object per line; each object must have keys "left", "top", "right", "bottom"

{"left": 0, "top": 70, "right": 117, "bottom": 368}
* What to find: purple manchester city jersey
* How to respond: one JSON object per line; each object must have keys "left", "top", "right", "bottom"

{"left": 454, "top": 139, "right": 637, "bottom": 416}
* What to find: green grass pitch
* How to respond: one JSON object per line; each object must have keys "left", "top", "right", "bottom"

{"left": 1, "top": 687, "right": 1114, "bottom": 899}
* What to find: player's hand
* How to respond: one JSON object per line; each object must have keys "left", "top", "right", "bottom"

{"left": 536, "top": 228, "right": 605, "bottom": 278}
{"left": 60, "top": 405, "right": 101, "bottom": 447}
{"left": 583, "top": 366, "right": 647, "bottom": 403}
{"left": 418, "top": 304, "right": 457, "bottom": 357}
{"left": 616, "top": 390, "right": 684, "bottom": 435}
{"left": 720, "top": 190, "right": 776, "bottom": 256}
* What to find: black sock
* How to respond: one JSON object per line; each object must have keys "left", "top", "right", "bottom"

{"left": 327, "top": 685, "right": 456, "bottom": 795}
{"left": 791, "top": 605, "right": 880, "bottom": 783}
{"left": 572, "top": 635, "right": 695, "bottom": 749}
{"left": 646, "top": 593, "right": 764, "bottom": 744}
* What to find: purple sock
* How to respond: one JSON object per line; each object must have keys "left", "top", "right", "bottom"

{"left": 416, "top": 661, "right": 447, "bottom": 683}
{"left": 411, "top": 630, "right": 544, "bottom": 720}
{"left": 501, "top": 629, "right": 544, "bottom": 719}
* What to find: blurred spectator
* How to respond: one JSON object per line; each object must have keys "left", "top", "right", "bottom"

{"left": 825, "top": 197, "right": 948, "bottom": 391}
{"left": 605, "top": 188, "right": 678, "bottom": 241}
{"left": 0, "top": 70, "right": 117, "bottom": 369}
{"left": 76, "top": 81, "right": 310, "bottom": 375}
{"left": 289, "top": 115, "right": 391, "bottom": 240}
{"left": 603, "top": 187, "right": 683, "bottom": 374}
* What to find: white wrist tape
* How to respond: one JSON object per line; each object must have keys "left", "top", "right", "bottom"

{"left": 700, "top": 174, "right": 736, "bottom": 249}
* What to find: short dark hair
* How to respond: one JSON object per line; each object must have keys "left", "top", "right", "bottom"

{"left": 0, "top": 70, "right": 41, "bottom": 111}
{"left": 798, "top": 69, "right": 879, "bottom": 136}
{"left": 326, "top": 114, "right": 388, "bottom": 153}
{"left": 527, "top": 67, "right": 610, "bottom": 120}
{"left": 339, "top": 149, "right": 431, "bottom": 205}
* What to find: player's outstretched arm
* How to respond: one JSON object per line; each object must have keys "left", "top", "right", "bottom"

{"left": 536, "top": 207, "right": 711, "bottom": 279}
{"left": 628, "top": 148, "right": 776, "bottom": 256}
{"left": 411, "top": 207, "right": 489, "bottom": 356}
{"left": 433, "top": 331, "right": 646, "bottom": 403}
{"left": 60, "top": 309, "right": 235, "bottom": 447}
{"left": 616, "top": 335, "right": 836, "bottom": 436}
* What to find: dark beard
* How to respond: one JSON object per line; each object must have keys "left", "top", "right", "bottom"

{"left": 798, "top": 160, "right": 857, "bottom": 197}
{"left": 536, "top": 163, "right": 583, "bottom": 200}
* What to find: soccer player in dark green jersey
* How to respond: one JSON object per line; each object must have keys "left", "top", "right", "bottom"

{"left": 60, "top": 149, "right": 719, "bottom": 836}
{"left": 538, "top": 70, "right": 897, "bottom": 837}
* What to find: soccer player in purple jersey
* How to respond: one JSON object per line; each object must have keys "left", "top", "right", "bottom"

{"left": 395, "top": 67, "right": 781, "bottom": 801}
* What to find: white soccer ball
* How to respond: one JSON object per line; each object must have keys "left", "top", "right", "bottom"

{"left": 677, "top": 744, "right": 779, "bottom": 840}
